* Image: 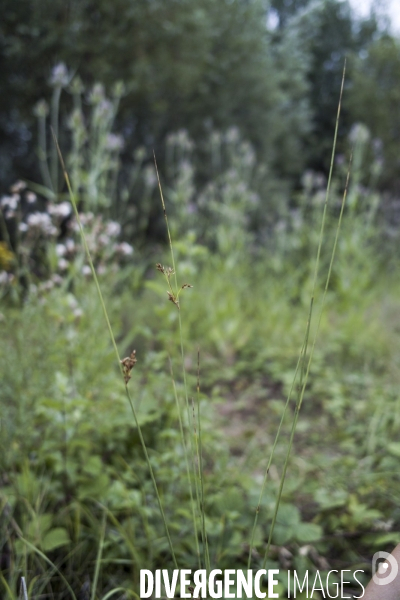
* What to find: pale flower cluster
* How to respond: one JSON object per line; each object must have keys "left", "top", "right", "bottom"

{"left": 0, "top": 182, "right": 133, "bottom": 295}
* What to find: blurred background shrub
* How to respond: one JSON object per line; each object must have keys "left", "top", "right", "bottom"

{"left": 2, "top": 0, "right": 400, "bottom": 214}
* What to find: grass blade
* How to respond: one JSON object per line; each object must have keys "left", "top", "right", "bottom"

{"left": 246, "top": 61, "right": 347, "bottom": 568}
{"left": 52, "top": 130, "right": 178, "bottom": 569}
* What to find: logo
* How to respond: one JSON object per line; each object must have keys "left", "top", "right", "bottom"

{"left": 372, "top": 551, "right": 399, "bottom": 586}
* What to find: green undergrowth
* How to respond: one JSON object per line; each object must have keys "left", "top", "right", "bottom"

{"left": 1, "top": 72, "right": 400, "bottom": 598}
{"left": 2, "top": 217, "right": 400, "bottom": 597}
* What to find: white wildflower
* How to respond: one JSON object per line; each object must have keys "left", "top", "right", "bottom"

{"left": 94, "top": 99, "right": 113, "bottom": 121}
{"left": 10, "top": 181, "right": 26, "bottom": 193}
{"left": 98, "top": 233, "right": 110, "bottom": 247}
{"left": 58, "top": 258, "right": 69, "bottom": 271}
{"left": 48, "top": 201, "right": 72, "bottom": 219}
{"left": 79, "top": 212, "right": 94, "bottom": 226}
{"left": 56, "top": 244, "right": 66, "bottom": 257}
{"left": 50, "top": 63, "right": 69, "bottom": 87}
{"left": 115, "top": 242, "right": 133, "bottom": 256}
{"left": 1, "top": 194, "right": 19, "bottom": 211}
{"left": 65, "top": 239, "right": 76, "bottom": 253}
{"left": 26, "top": 192, "right": 37, "bottom": 204}
{"left": 105, "top": 221, "right": 121, "bottom": 237}
{"left": 105, "top": 133, "right": 124, "bottom": 152}
{"left": 52, "top": 274, "right": 63, "bottom": 286}
{"left": 27, "top": 212, "right": 58, "bottom": 236}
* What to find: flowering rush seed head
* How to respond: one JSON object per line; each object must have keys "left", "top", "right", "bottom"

{"left": 120, "top": 350, "right": 137, "bottom": 384}
{"left": 167, "top": 291, "right": 179, "bottom": 308}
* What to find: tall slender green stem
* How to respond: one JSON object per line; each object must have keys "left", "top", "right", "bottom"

{"left": 196, "top": 350, "right": 210, "bottom": 572}
{"left": 154, "top": 153, "right": 209, "bottom": 564}
{"left": 91, "top": 511, "right": 106, "bottom": 600}
{"left": 248, "top": 62, "right": 347, "bottom": 568}
{"left": 51, "top": 87, "right": 62, "bottom": 193}
{"left": 169, "top": 359, "right": 201, "bottom": 568}
{"left": 53, "top": 130, "right": 178, "bottom": 569}
{"left": 262, "top": 76, "right": 350, "bottom": 567}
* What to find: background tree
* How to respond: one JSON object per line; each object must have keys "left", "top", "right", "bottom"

{"left": 346, "top": 35, "right": 400, "bottom": 192}
{"left": 277, "top": 0, "right": 379, "bottom": 172}
{"left": 1, "top": 0, "right": 399, "bottom": 205}
{"left": 0, "top": 0, "right": 310, "bottom": 188}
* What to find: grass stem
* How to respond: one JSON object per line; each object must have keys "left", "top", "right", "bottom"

{"left": 53, "top": 130, "right": 178, "bottom": 570}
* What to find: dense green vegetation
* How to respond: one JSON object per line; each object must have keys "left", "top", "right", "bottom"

{"left": 2, "top": 0, "right": 400, "bottom": 598}
{"left": 2, "top": 0, "right": 400, "bottom": 195}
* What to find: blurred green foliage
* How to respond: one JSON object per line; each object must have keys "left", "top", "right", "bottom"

{"left": 2, "top": 1, "right": 400, "bottom": 595}
{"left": 347, "top": 35, "right": 400, "bottom": 191}
{"left": 2, "top": 0, "right": 400, "bottom": 201}
{"left": 2, "top": 133, "right": 400, "bottom": 595}
{"left": 0, "top": 0, "right": 308, "bottom": 189}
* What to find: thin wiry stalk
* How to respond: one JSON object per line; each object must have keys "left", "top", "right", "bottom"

{"left": 250, "top": 62, "right": 347, "bottom": 568}
{"left": 50, "top": 86, "right": 62, "bottom": 193}
{"left": 37, "top": 112, "right": 53, "bottom": 192}
{"left": 90, "top": 511, "right": 106, "bottom": 600}
{"left": 19, "top": 577, "right": 28, "bottom": 600}
{"left": 262, "top": 295, "right": 314, "bottom": 569}
{"left": 310, "top": 60, "right": 346, "bottom": 296}
{"left": 154, "top": 154, "right": 206, "bottom": 559}
{"left": 101, "top": 588, "right": 140, "bottom": 600}
{"left": 153, "top": 155, "right": 191, "bottom": 425}
{"left": 247, "top": 344, "right": 305, "bottom": 569}
{"left": 169, "top": 358, "right": 202, "bottom": 568}
{"left": 189, "top": 395, "right": 207, "bottom": 568}
{"left": 19, "top": 538, "right": 77, "bottom": 600}
{"left": 262, "top": 154, "right": 352, "bottom": 568}
{"left": 53, "top": 131, "right": 178, "bottom": 569}
{"left": 1, "top": 573, "right": 16, "bottom": 600}
{"left": 97, "top": 502, "right": 142, "bottom": 569}
{"left": 52, "top": 131, "right": 120, "bottom": 365}
{"left": 196, "top": 349, "right": 210, "bottom": 572}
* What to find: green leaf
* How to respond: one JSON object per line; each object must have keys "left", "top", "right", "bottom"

{"left": 276, "top": 503, "right": 300, "bottom": 527}
{"left": 272, "top": 524, "right": 294, "bottom": 545}
{"left": 387, "top": 442, "right": 400, "bottom": 457}
{"left": 82, "top": 455, "right": 103, "bottom": 476}
{"left": 295, "top": 522, "right": 323, "bottom": 543}
{"left": 315, "top": 488, "right": 348, "bottom": 510}
{"left": 362, "top": 532, "right": 400, "bottom": 547}
{"left": 41, "top": 527, "right": 70, "bottom": 551}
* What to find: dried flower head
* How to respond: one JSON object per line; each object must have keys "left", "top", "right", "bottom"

{"left": 156, "top": 263, "right": 175, "bottom": 276}
{"left": 120, "top": 350, "right": 137, "bottom": 384}
{"left": 167, "top": 291, "right": 179, "bottom": 308}
{"left": 156, "top": 263, "right": 192, "bottom": 310}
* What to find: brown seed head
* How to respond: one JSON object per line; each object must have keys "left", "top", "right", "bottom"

{"left": 120, "top": 349, "right": 137, "bottom": 384}
{"left": 167, "top": 291, "right": 179, "bottom": 308}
